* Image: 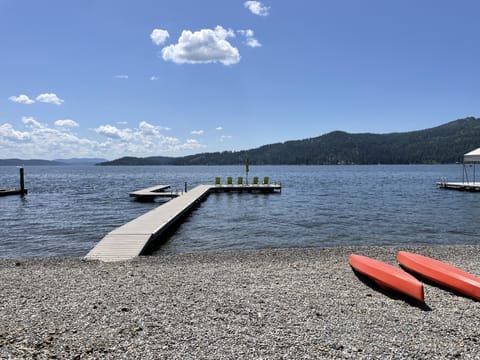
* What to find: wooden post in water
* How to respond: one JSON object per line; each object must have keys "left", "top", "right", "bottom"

{"left": 19, "top": 167, "right": 26, "bottom": 196}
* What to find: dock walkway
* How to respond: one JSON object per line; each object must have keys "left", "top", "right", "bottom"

{"left": 86, "top": 183, "right": 281, "bottom": 262}
{"left": 86, "top": 185, "right": 212, "bottom": 262}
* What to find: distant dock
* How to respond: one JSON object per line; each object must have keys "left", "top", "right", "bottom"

{"left": 0, "top": 188, "right": 28, "bottom": 197}
{"left": 0, "top": 167, "right": 27, "bottom": 197}
{"left": 86, "top": 182, "right": 281, "bottom": 262}
{"left": 437, "top": 181, "right": 480, "bottom": 192}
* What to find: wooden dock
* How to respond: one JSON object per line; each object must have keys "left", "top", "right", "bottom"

{"left": 0, "top": 188, "right": 28, "bottom": 197}
{"left": 1, "top": 167, "right": 27, "bottom": 197}
{"left": 437, "top": 181, "right": 480, "bottom": 192}
{"left": 86, "top": 185, "right": 212, "bottom": 262}
{"left": 129, "top": 184, "right": 179, "bottom": 201}
{"left": 210, "top": 183, "right": 281, "bottom": 193}
{"left": 86, "top": 183, "right": 281, "bottom": 262}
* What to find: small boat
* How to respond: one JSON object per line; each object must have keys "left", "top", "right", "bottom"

{"left": 349, "top": 254, "right": 424, "bottom": 302}
{"left": 397, "top": 251, "right": 480, "bottom": 301}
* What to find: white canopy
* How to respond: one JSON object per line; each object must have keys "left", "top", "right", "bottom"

{"left": 464, "top": 148, "right": 480, "bottom": 163}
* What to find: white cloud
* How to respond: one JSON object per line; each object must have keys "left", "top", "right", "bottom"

{"left": 150, "top": 76, "right": 160, "bottom": 81}
{"left": 21, "top": 116, "right": 44, "bottom": 129}
{"left": 114, "top": 75, "right": 129, "bottom": 79}
{"left": 244, "top": 1, "right": 270, "bottom": 16}
{"left": 216, "top": 126, "right": 223, "bottom": 131}
{"left": 94, "top": 121, "right": 204, "bottom": 155}
{"left": 238, "top": 29, "right": 262, "bottom": 48}
{"left": 36, "top": 93, "right": 64, "bottom": 105}
{"left": 150, "top": 29, "right": 170, "bottom": 45}
{"left": 0, "top": 118, "right": 204, "bottom": 159}
{"left": 55, "top": 119, "right": 79, "bottom": 128}
{"left": 0, "top": 123, "right": 30, "bottom": 141}
{"left": 0, "top": 119, "right": 97, "bottom": 159}
{"left": 8, "top": 94, "right": 35, "bottom": 104}
{"left": 161, "top": 26, "right": 240, "bottom": 65}
{"left": 190, "top": 130, "right": 204, "bottom": 135}
{"left": 95, "top": 124, "right": 130, "bottom": 140}
{"left": 139, "top": 121, "right": 161, "bottom": 136}
{"left": 220, "top": 135, "right": 233, "bottom": 141}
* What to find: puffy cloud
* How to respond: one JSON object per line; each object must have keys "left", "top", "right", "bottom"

{"left": 150, "top": 29, "right": 170, "bottom": 45}
{"left": 55, "top": 119, "right": 79, "bottom": 128}
{"left": 36, "top": 93, "right": 64, "bottom": 105}
{"left": 161, "top": 26, "right": 240, "bottom": 65}
{"left": 216, "top": 126, "right": 223, "bottom": 131}
{"left": 0, "top": 119, "right": 205, "bottom": 159}
{"left": 238, "top": 29, "right": 262, "bottom": 48}
{"left": 0, "top": 119, "right": 97, "bottom": 159}
{"left": 8, "top": 94, "right": 35, "bottom": 104}
{"left": 0, "top": 123, "right": 30, "bottom": 141}
{"left": 94, "top": 124, "right": 130, "bottom": 140}
{"left": 139, "top": 121, "right": 161, "bottom": 136}
{"left": 150, "top": 76, "right": 160, "bottom": 81}
{"left": 190, "top": 130, "right": 204, "bottom": 135}
{"left": 21, "top": 116, "right": 44, "bottom": 129}
{"left": 244, "top": 1, "right": 270, "bottom": 16}
{"left": 94, "top": 121, "right": 204, "bottom": 154}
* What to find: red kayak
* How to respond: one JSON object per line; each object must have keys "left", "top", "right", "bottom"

{"left": 397, "top": 251, "right": 480, "bottom": 301}
{"left": 349, "top": 254, "right": 424, "bottom": 302}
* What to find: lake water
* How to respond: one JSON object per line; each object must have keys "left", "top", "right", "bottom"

{"left": 0, "top": 165, "right": 478, "bottom": 259}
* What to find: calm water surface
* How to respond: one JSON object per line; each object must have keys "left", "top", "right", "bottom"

{"left": 0, "top": 165, "right": 478, "bottom": 259}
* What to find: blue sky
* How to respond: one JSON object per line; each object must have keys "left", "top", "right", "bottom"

{"left": 1, "top": 0, "right": 479, "bottom": 160}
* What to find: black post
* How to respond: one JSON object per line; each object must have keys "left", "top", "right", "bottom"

{"left": 19, "top": 167, "right": 25, "bottom": 195}
{"left": 184, "top": 182, "right": 187, "bottom": 193}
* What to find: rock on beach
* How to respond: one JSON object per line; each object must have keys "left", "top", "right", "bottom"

{"left": 1, "top": 245, "right": 479, "bottom": 359}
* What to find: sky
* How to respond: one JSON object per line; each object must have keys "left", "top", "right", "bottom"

{"left": 1, "top": 0, "right": 480, "bottom": 160}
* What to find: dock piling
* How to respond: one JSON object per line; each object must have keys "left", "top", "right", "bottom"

{"left": 19, "top": 167, "right": 26, "bottom": 196}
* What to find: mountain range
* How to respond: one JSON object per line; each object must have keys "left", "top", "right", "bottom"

{"left": 0, "top": 158, "right": 107, "bottom": 166}
{"left": 2, "top": 118, "right": 479, "bottom": 166}
{"left": 99, "top": 117, "right": 480, "bottom": 166}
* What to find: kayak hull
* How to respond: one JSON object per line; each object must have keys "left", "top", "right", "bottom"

{"left": 397, "top": 251, "right": 480, "bottom": 301}
{"left": 349, "top": 254, "right": 424, "bottom": 302}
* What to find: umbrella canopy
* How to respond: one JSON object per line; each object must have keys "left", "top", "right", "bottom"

{"left": 464, "top": 148, "right": 480, "bottom": 163}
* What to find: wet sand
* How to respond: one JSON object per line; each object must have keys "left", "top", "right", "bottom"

{"left": 1, "top": 245, "right": 479, "bottom": 359}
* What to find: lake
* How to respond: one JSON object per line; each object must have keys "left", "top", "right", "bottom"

{"left": 0, "top": 164, "right": 478, "bottom": 259}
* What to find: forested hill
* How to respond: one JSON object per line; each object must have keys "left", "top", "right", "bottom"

{"left": 100, "top": 117, "right": 480, "bottom": 165}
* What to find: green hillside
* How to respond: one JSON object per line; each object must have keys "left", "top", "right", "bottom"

{"left": 99, "top": 117, "right": 480, "bottom": 165}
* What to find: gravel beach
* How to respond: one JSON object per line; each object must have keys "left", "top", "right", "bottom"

{"left": 1, "top": 246, "right": 479, "bottom": 359}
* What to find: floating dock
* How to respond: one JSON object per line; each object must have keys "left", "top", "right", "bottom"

{"left": 0, "top": 167, "right": 27, "bottom": 197}
{"left": 86, "top": 182, "right": 281, "bottom": 262}
{"left": 437, "top": 181, "right": 480, "bottom": 192}
{"left": 0, "top": 188, "right": 28, "bottom": 197}
{"left": 129, "top": 184, "right": 179, "bottom": 201}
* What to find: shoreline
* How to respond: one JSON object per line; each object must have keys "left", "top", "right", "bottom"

{"left": 1, "top": 245, "right": 479, "bottom": 359}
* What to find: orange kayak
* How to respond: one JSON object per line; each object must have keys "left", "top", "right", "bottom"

{"left": 349, "top": 254, "right": 424, "bottom": 302}
{"left": 397, "top": 251, "right": 480, "bottom": 301}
